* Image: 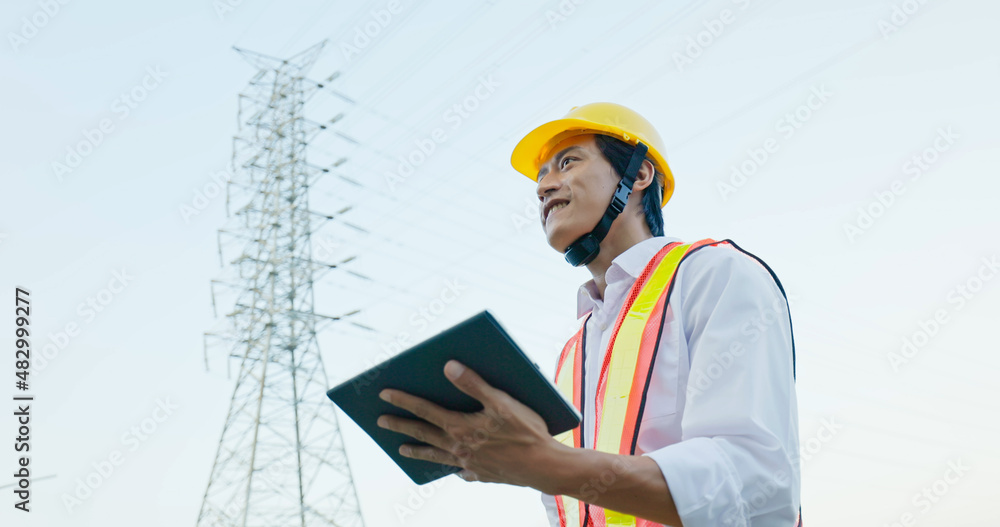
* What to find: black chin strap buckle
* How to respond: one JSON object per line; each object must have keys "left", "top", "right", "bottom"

{"left": 609, "top": 182, "right": 632, "bottom": 215}
{"left": 563, "top": 141, "right": 649, "bottom": 267}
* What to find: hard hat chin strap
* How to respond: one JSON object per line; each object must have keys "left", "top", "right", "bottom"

{"left": 564, "top": 141, "right": 649, "bottom": 267}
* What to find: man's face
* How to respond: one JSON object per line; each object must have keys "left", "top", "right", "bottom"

{"left": 535, "top": 134, "right": 619, "bottom": 252}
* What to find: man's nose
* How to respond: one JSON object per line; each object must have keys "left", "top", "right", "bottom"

{"left": 536, "top": 169, "right": 563, "bottom": 201}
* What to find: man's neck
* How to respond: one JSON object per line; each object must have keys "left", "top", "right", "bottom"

{"left": 584, "top": 221, "right": 654, "bottom": 300}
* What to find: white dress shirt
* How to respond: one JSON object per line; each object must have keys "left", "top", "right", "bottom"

{"left": 540, "top": 236, "right": 800, "bottom": 526}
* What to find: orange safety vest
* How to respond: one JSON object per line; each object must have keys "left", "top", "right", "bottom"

{"left": 551, "top": 238, "right": 800, "bottom": 527}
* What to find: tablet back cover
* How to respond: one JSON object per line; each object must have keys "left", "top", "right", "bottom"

{"left": 326, "top": 310, "right": 581, "bottom": 485}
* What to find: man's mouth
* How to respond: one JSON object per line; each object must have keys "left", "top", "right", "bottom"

{"left": 543, "top": 199, "right": 570, "bottom": 223}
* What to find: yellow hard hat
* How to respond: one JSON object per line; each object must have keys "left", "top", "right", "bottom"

{"left": 510, "top": 102, "right": 674, "bottom": 207}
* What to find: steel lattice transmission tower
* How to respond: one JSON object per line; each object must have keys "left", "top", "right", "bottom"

{"left": 197, "top": 41, "right": 366, "bottom": 527}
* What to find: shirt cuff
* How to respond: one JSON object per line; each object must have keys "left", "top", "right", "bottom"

{"left": 644, "top": 437, "right": 748, "bottom": 527}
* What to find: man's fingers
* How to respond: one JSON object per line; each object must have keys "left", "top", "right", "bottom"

{"left": 377, "top": 414, "right": 450, "bottom": 450}
{"left": 399, "top": 444, "right": 462, "bottom": 468}
{"left": 458, "top": 469, "right": 480, "bottom": 482}
{"left": 380, "top": 388, "right": 453, "bottom": 429}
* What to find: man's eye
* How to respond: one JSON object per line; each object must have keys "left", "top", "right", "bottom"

{"left": 561, "top": 157, "right": 577, "bottom": 168}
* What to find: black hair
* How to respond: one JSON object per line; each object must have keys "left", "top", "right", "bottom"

{"left": 593, "top": 133, "right": 665, "bottom": 237}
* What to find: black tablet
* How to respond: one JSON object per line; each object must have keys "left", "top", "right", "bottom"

{"left": 326, "top": 310, "right": 582, "bottom": 485}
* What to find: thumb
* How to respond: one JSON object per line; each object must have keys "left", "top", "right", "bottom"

{"left": 444, "top": 360, "right": 497, "bottom": 405}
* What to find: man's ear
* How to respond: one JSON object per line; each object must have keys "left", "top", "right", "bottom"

{"left": 631, "top": 159, "right": 656, "bottom": 192}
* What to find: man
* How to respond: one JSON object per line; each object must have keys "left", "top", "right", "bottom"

{"left": 376, "top": 103, "right": 800, "bottom": 526}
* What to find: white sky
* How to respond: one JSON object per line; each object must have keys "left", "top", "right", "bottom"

{"left": 2, "top": 0, "right": 999, "bottom": 525}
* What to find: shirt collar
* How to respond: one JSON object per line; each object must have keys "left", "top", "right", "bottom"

{"left": 576, "top": 236, "right": 683, "bottom": 318}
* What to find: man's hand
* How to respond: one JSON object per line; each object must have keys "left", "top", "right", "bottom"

{"left": 377, "top": 359, "right": 683, "bottom": 524}
{"left": 376, "top": 359, "right": 567, "bottom": 490}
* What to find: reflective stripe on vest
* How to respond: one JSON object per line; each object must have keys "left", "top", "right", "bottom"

{"left": 551, "top": 238, "right": 800, "bottom": 527}
{"left": 553, "top": 320, "right": 587, "bottom": 527}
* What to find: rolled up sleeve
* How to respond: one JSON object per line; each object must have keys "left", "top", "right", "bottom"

{"left": 643, "top": 245, "right": 800, "bottom": 526}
